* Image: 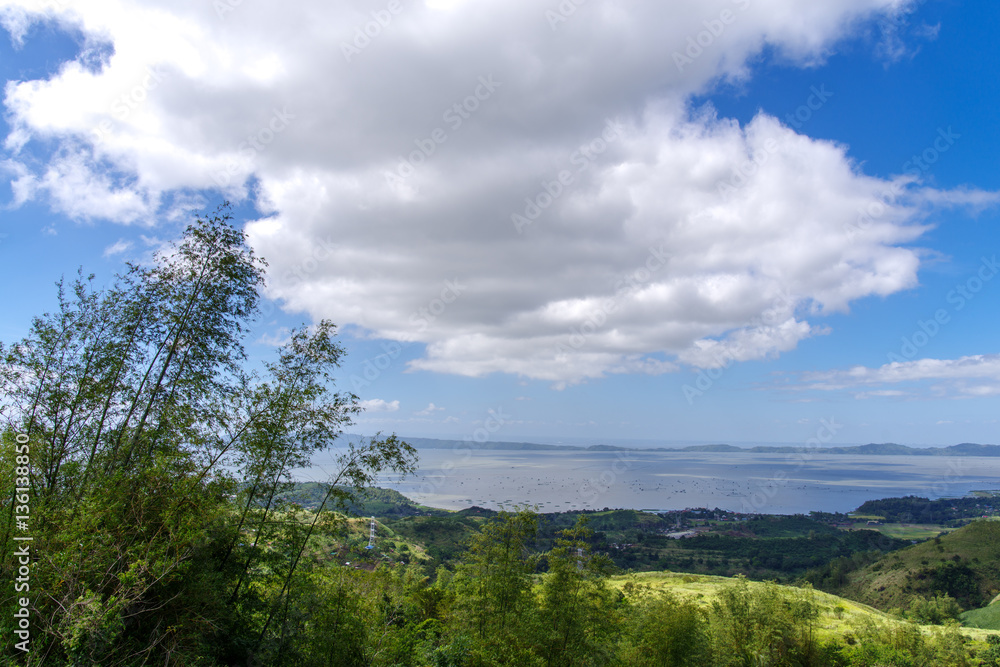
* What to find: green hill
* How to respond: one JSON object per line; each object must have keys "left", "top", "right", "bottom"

{"left": 961, "top": 599, "right": 1000, "bottom": 630}
{"left": 832, "top": 519, "right": 1000, "bottom": 612}
{"left": 610, "top": 571, "right": 1000, "bottom": 644}
{"left": 275, "top": 482, "right": 451, "bottom": 516}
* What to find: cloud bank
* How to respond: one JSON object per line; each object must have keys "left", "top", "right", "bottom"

{"left": 6, "top": 0, "right": 987, "bottom": 385}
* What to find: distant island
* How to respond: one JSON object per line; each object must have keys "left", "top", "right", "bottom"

{"left": 402, "top": 437, "right": 1000, "bottom": 457}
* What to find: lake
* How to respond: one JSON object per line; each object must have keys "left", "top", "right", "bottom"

{"left": 355, "top": 448, "right": 1000, "bottom": 514}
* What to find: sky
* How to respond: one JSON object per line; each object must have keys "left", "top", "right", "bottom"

{"left": 0, "top": 0, "right": 998, "bottom": 448}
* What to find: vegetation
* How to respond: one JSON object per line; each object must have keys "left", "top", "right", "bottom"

{"left": 0, "top": 206, "right": 416, "bottom": 664}
{"left": 962, "top": 598, "right": 1000, "bottom": 631}
{"left": 2, "top": 207, "right": 999, "bottom": 664}
{"left": 809, "top": 520, "right": 1000, "bottom": 615}
{"left": 374, "top": 506, "right": 910, "bottom": 580}
{"left": 855, "top": 496, "right": 1000, "bottom": 526}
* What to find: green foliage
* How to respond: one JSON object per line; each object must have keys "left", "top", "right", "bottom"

{"left": 906, "top": 594, "right": 963, "bottom": 624}
{"left": 931, "top": 561, "right": 980, "bottom": 605}
{"left": 838, "top": 618, "right": 975, "bottom": 667}
{"left": 0, "top": 206, "right": 416, "bottom": 664}
{"left": 534, "top": 517, "right": 619, "bottom": 666}
{"left": 840, "top": 618, "right": 929, "bottom": 666}
{"left": 676, "top": 528, "right": 906, "bottom": 576}
{"left": 619, "top": 584, "right": 710, "bottom": 666}
{"left": 707, "top": 576, "right": 821, "bottom": 666}
{"left": 829, "top": 520, "right": 1000, "bottom": 613}
{"left": 980, "top": 635, "right": 1000, "bottom": 666}
{"left": 856, "top": 495, "right": 1000, "bottom": 525}
{"left": 1, "top": 206, "right": 995, "bottom": 665}
{"left": 450, "top": 509, "right": 541, "bottom": 665}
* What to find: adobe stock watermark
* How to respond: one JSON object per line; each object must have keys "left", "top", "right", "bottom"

{"left": 212, "top": 107, "right": 295, "bottom": 188}
{"left": 349, "top": 340, "right": 406, "bottom": 393}
{"left": 214, "top": 0, "right": 244, "bottom": 19}
{"left": 384, "top": 76, "right": 502, "bottom": 187}
{"left": 921, "top": 458, "right": 967, "bottom": 499}
{"left": 512, "top": 119, "right": 623, "bottom": 234}
{"left": 682, "top": 291, "right": 795, "bottom": 404}
{"left": 409, "top": 279, "right": 465, "bottom": 333}
{"left": 886, "top": 255, "right": 998, "bottom": 364}
{"left": 12, "top": 432, "right": 32, "bottom": 653}
{"left": 673, "top": 0, "right": 752, "bottom": 72}
{"left": 784, "top": 85, "right": 834, "bottom": 130}
{"left": 716, "top": 136, "right": 779, "bottom": 200}
{"left": 554, "top": 245, "right": 671, "bottom": 355}
{"left": 741, "top": 418, "right": 843, "bottom": 513}
{"left": 845, "top": 127, "right": 960, "bottom": 242}
{"left": 91, "top": 66, "right": 168, "bottom": 144}
{"left": 283, "top": 236, "right": 336, "bottom": 287}
{"left": 545, "top": 0, "right": 588, "bottom": 31}
{"left": 412, "top": 407, "right": 510, "bottom": 504}
{"left": 341, "top": 0, "right": 405, "bottom": 62}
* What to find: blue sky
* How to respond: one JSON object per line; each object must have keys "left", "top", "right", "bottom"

{"left": 1, "top": 0, "right": 998, "bottom": 447}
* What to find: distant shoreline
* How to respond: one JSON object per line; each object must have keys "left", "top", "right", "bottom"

{"left": 399, "top": 436, "right": 1000, "bottom": 457}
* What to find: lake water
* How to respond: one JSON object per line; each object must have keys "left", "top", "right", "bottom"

{"left": 360, "top": 449, "right": 1000, "bottom": 515}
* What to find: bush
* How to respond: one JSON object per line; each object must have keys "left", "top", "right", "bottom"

{"left": 906, "top": 594, "right": 963, "bottom": 624}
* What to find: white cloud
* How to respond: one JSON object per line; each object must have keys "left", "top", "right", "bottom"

{"left": 102, "top": 238, "right": 132, "bottom": 257}
{"left": 803, "top": 354, "right": 1000, "bottom": 398}
{"left": 6, "top": 0, "right": 990, "bottom": 385}
{"left": 359, "top": 398, "right": 400, "bottom": 413}
{"left": 256, "top": 326, "right": 292, "bottom": 348}
{"left": 415, "top": 402, "right": 444, "bottom": 416}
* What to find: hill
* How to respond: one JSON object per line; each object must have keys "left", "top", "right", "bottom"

{"left": 962, "top": 597, "right": 1000, "bottom": 631}
{"left": 825, "top": 519, "right": 1000, "bottom": 612}
{"left": 610, "top": 571, "right": 1000, "bottom": 644}
{"left": 399, "top": 436, "right": 1000, "bottom": 456}
{"left": 275, "top": 482, "right": 451, "bottom": 516}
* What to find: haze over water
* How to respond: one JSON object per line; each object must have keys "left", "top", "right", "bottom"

{"left": 374, "top": 449, "right": 1000, "bottom": 515}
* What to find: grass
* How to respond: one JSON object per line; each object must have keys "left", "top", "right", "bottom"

{"left": 853, "top": 523, "right": 948, "bottom": 541}
{"left": 961, "top": 602, "right": 1000, "bottom": 630}
{"left": 836, "top": 519, "right": 1000, "bottom": 612}
{"left": 608, "top": 570, "right": 1000, "bottom": 642}
{"left": 609, "top": 571, "right": 895, "bottom": 640}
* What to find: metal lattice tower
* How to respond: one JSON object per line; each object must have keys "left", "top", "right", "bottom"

{"left": 365, "top": 516, "right": 376, "bottom": 550}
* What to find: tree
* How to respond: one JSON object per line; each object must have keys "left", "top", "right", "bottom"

{"left": 451, "top": 508, "right": 541, "bottom": 665}
{"left": 0, "top": 204, "right": 416, "bottom": 664}
{"left": 534, "top": 516, "right": 618, "bottom": 666}
{"left": 620, "top": 583, "right": 710, "bottom": 667}
{"left": 906, "top": 594, "right": 963, "bottom": 625}
{"left": 708, "top": 576, "right": 820, "bottom": 666}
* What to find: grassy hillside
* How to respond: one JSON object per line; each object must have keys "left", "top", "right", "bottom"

{"left": 610, "top": 571, "right": 1000, "bottom": 644}
{"left": 831, "top": 519, "right": 1000, "bottom": 612}
{"left": 962, "top": 600, "right": 1000, "bottom": 631}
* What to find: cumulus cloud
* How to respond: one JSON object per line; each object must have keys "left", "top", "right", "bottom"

{"left": 6, "top": 0, "right": 990, "bottom": 385}
{"left": 415, "top": 403, "right": 444, "bottom": 416}
{"left": 802, "top": 354, "right": 1000, "bottom": 398}
{"left": 359, "top": 398, "right": 400, "bottom": 413}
